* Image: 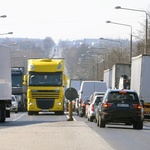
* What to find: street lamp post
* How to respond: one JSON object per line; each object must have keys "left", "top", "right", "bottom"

{"left": 106, "top": 20, "right": 132, "bottom": 64}
{"left": 115, "top": 6, "right": 148, "bottom": 54}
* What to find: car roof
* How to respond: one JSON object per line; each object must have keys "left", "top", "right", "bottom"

{"left": 107, "top": 88, "right": 137, "bottom": 93}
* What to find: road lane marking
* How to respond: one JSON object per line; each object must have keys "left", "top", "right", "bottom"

{"left": 12, "top": 113, "right": 26, "bottom": 121}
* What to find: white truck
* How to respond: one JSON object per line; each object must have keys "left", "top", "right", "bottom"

{"left": 111, "top": 63, "right": 131, "bottom": 89}
{"left": 131, "top": 54, "right": 150, "bottom": 118}
{"left": 0, "top": 44, "right": 12, "bottom": 122}
{"left": 103, "top": 69, "right": 112, "bottom": 89}
{"left": 77, "top": 81, "right": 107, "bottom": 116}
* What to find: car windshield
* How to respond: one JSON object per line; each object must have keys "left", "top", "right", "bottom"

{"left": 29, "top": 72, "right": 62, "bottom": 86}
{"left": 108, "top": 91, "right": 138, "bottom": 102}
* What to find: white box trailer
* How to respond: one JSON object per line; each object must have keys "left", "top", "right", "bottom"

{"left": 103, "top": 69, "right": 112, "bottom": 89}
{"left": 0, "top": 44, "right": 12, "bottom": 122}
{"left": 78, "top": 81, "right": 107, "bottom": 101}
{"left": 131, "top": 54, "right": 150, "bottom": 117}
{"left": 111, "top": 63, "right": 131, "bottom": 89}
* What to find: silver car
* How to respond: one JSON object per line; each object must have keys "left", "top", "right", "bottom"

{"left": 10, "top": 95, "right": 18, "bottom": 113}
{"left": 86, "top": 95, "right": 103, "bottom": 122}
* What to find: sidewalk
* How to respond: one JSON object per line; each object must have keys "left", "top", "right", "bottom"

{"left": 0, "top": 121, "right": 114, "bottom": 150}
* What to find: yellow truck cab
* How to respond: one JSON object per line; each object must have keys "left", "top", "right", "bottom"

{"left": 23, "top": 58, "right": 67, "bottom": 115}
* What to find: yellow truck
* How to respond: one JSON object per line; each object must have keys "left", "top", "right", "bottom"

{"left": 23, "top": 58, "right": 68, "bottom": 115}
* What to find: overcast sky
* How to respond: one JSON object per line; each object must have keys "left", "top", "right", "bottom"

{"left": 0, "top": 0, "right": 150, "bottom": 42}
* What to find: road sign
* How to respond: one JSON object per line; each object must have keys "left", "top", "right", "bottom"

{"left": 65, "top": 87, "right": 78, "bottom": 101}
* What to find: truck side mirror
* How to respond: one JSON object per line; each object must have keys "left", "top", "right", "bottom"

{"left": 23, "top": 75, "right": 27, "bottom": 86}
{"left": 63, "top": 74, "right": 68, "bottom": 86}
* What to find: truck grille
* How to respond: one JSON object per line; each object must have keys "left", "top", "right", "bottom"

{"left": 36, "top": 98, "right": 54, "bottom": 109}
{"left": 31, "top": 90, "right": 60, "bottom": 99}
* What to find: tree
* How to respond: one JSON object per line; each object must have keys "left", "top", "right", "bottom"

{"left": 43, "top": 37, "right": 55, "bottom": 55}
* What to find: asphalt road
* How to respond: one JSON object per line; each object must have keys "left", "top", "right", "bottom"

{"left": 0, "top": 112, "right": 150, "bottom": 150}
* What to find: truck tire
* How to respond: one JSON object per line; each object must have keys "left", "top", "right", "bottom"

{"left": 0, "top": 102, "right": 6, "bottom": 123}
{"left": 55, "top": 111, "right": 64, "bottom": 115}
{"left": 28, "top": 111, "right": 33, "bottom": 115}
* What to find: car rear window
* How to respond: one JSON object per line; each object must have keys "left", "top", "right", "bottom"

{"left": 95, "top": 97, "right": 103, "bottom": 105}
{"left": 108, "top": 91, "right": 139, "bottom": 102}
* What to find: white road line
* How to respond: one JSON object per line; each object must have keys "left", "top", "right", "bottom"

{"left": 65, "top": 111, "right": 76, "bottom": 121}
{"left": 12, "top": 113, "right": 26, "bottom": 121}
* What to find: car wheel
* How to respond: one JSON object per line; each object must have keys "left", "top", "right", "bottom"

{"left": 99, "top": 116, "right": 106, "bottom": 128}
{"left": 79, "top": 112, "right": 83, "bottom": 117}
{"left": 97, "top": 115, "right": 99, "bottom": 126}
{"left": 89, "top": 116, "right": 93, "bottom": 122}
{"left": 133, "top": 121, "right": 143, "bottom": 130}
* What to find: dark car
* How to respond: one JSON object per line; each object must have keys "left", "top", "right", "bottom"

{"left": 96, "top": 89, "right": 144, "bottom": 129}
{"left": 78, "top": 96, "right": 90, "bottom": 117}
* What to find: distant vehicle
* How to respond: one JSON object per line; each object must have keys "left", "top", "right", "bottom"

{"left": 86, "top": 95, "right": 103, "bottom": 122}
{"left": 78, "top": 96, "right": 90, "bottom": 117}
{"left": 111, "top": 63, "right": 131, "bottom": 89}
{"left": 10, "top": 95, "right": 18, "bottom": 113}
{"left": 89, "top": 91, "right": 105, "bottom": 103}
{"left": 118, "top": 74, "right": 130, "bottom": 89}
{"left": 0, "top": 44, "right": 12, "bottom": 122}
{"left": 96, "top": 89, "right": 144, "bottom": 129}
{"left": 131, "top": 54, "right": 150, "bottom": 119}
{"left": 77, "top": 81, "right": 107, "bottom": 116}
{"left": 11, "top": 67, "right": 26, "bottom": 111}
{"left": 103, "top": 69, "right": 112, "bottom": 89}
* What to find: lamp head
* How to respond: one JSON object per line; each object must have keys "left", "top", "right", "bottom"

{"left": 0, "top": 15, "right": 7, "bottom": 18}
{"left": 106, "top": 21, "right": 111, "bottom": 23}
{"left": 115, "top": 6, "right": 121, "bottom": 9}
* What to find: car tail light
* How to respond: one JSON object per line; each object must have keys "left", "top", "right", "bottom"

{"left": 102, "top": 102, "right": 113, "bottom": 108}
{"left": 91, "top": 104, "right": 94, "bottom": 111}
{"left": 132, "top": 103, "right": 142, "bottom": 109}
{"left": 82, "top": 103, "right": 86, "bottom": 107}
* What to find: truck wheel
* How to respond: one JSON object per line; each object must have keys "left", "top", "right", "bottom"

{"left": 28, "top": 111, "right": 33, "bottom": 115}
{"left": 55, "top": 111, "right": 64, "bottom": 115}
{"left": 0, "top": 102, "right": 6, "bottom": 123}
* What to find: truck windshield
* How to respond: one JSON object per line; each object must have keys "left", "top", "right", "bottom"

{"left": 29, "top": 72, "right": 62, "bottom": 86}
{"left": 12, "top": 74, "right": 23, "bottom": 87}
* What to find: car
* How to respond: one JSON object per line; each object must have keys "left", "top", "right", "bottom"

{"left": 78, "top": 96, "right": 90, "bottom": 117}
{"left": 86, "top": 95, "right": 103, "bottom": 122}
{"left": 10, "top": 95, "right": 18, "bottom": 113}
{"left": 89, "top": 91, "right": 105, "bottom": 102}
{"left": 96, "top": 89, "right": 144, "bottom": 129}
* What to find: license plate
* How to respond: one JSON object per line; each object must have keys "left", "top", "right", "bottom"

{"left": 117, "top": 104, "right": 129, "bottom": 107}
{"left": 42, "top": 109, "right": 49, "bottom": 112}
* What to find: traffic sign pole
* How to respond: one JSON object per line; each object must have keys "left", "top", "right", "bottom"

{"left": 67, "top": 101, "right": 73, "bottom": 121}
{"left": 65, "top": 87, "right": 78, "bottom": 121}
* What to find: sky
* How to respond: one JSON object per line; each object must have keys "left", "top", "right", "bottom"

{"left": 0, "top": 0, "right": 150, "bottom": 43}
